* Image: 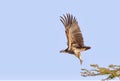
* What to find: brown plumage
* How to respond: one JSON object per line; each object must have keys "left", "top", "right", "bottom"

{"left": 60, "top": 13, "right": 91, "bottom": 64}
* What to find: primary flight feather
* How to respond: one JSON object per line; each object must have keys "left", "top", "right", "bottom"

{"left": 60, "top": 13, "right": 91, "bottom": 64}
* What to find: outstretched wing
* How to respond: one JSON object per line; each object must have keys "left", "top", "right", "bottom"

{"left": 69, "top": 16, "right": 84, "bottom": 47}
{"left": 60, "top": 14, "right": 84, "bottom": 49}
{"left": 60, "top": 14, "right": 73, "bottom": 50}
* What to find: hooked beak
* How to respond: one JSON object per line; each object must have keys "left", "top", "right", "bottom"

{"left": 60, "top": 50, "right": 66, "bottom": 53}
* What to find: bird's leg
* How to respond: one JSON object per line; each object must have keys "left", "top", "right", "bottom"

{"left": 76, "top": 52, "right": 83, "bottom": 64}
{"left": 80, "top": 55, "right": 83, "bottom": 64}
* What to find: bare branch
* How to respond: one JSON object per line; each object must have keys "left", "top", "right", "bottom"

{"left": 81, "top": 64, "right": 120, "bottom": 81}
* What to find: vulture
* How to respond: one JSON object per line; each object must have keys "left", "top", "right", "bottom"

{"left": 60, "top": 13, "right": 91, "bottom": 64}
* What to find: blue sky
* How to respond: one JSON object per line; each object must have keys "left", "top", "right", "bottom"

{"left": 0, "top": 0, "right": 120, "bottom": 80}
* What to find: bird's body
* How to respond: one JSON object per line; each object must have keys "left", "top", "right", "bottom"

{"left": 60, "top": 14, "right": 91, "bottom": 64}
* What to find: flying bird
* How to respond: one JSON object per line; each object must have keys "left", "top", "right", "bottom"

{"left": 60, "top": 13, "right": 91, "bottom": 64}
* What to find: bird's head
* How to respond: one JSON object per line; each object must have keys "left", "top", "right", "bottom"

{"left": 60, "top": 49, "right": 68, "bottom": 53}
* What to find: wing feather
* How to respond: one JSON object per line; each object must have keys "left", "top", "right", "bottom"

{"left": 70, "top": 19, "right": 84, "bottom": 47}
{"left": 60, "top": 14, "right": 72, "bottom": 50}
{"left": 60, "top": 16, "right": 65, "bottom": 26}
{"left": 60, "top": 14, "right": 84, "bottom": 50}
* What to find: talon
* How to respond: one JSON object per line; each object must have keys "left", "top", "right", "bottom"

{"left": 80, "top": 59, "right": 83, "bottom": 64}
